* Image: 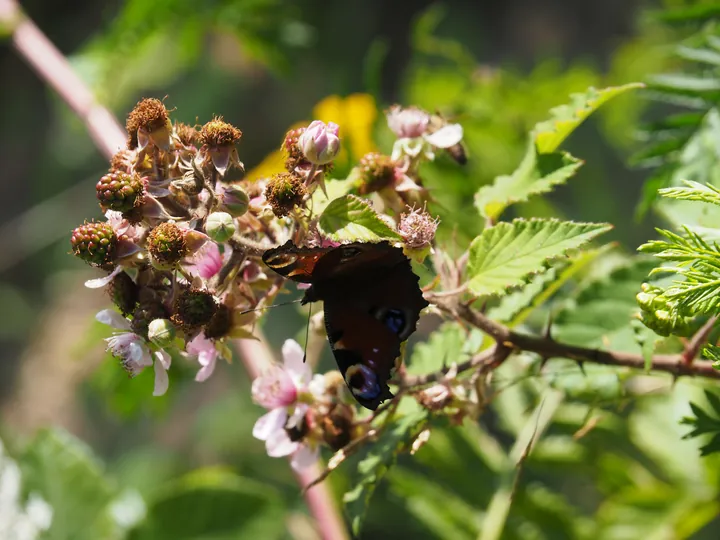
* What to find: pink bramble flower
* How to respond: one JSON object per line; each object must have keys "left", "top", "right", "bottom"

{"left": 252, "top": 339, "right": 326, "bottom": 472}
{"left": 386, "top": 105, "right": 429, "bottom": 138}
{"left": 96, "top": 309, "right": 171, "bottom": 396}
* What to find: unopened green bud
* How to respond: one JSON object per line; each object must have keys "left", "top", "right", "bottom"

{"left": 206, "top": 212, "right": 236, "bottom": 243}
{"left": 219, "top": 186, "right": 249, "bottom": 217}
{"left": 148, "top": 318, "right": 176, "bottom": 348}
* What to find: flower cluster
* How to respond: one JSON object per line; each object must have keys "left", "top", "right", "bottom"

{"left": 71, "top": 97, "right": 460, "bottom": 465}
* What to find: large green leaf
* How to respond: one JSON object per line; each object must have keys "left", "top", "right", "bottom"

{"left": 128, "top": 468, "right": 284, "bottom": 540}
{"left": 318, "top": 195, "right": 402, "bottom": 242}
{"left": 533, "top": 83, "right": 644, "bottom": 154}
{"left": 475, "top": 147, "right": 583, "bottom": 220}
{"left": 344, "top": 411, "right": 428, "bottom": 536}
{"left": 466, "top": 219, "right": 612, "bottom": 298}
{"left": 18, "top": 428, "right": 121, "bottom": 540}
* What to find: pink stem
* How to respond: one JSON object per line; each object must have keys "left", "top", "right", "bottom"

{"left": 1, "top": 2, "right": 349, "bottom": 537}
{"left": 235, "top": 338, "right": 349, "bottom": 540}
{"left": 2, "top": 0, "right": 125, "bottom": 159}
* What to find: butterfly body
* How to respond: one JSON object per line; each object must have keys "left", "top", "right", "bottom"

{"left": 262, "top": 240, "right": 428, "bottom": 410}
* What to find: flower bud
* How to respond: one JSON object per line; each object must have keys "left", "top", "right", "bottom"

{"left": 297, "top": 120, "right": 340, "bottom": 165}
{"left": 70, "top": 221, "right": 118, "bottom": 269}
{"left": 206, "top": 212, "right": 236, "bottom": 243}
{"left": 148, "top": 318, "right": 176, "bottom": 348}
{"left": 219, "top": 185, "right": 249, "bottom": 217}
{"left": 131, "top": 301, "right": 168, "bottom": 339}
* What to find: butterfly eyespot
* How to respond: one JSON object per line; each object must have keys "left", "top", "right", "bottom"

{"left": 345, "top": 364, "right": 381, "bottom": 399}
{"left": 264, "top": 252, "right": 297, "bottom": 268}
{"left": 370, "top": 306, "right": 411, "bottom": 338}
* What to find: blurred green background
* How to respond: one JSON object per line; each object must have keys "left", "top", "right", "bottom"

{"left": 2, "top": 0, "right": 720, "bottom": 538}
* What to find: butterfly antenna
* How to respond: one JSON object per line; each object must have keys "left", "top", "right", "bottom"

{"left": 238, "top": 299, "right": 303, "bottom": 315}
{"left": 302, "top": 302, "right": 313, "bottom": 363}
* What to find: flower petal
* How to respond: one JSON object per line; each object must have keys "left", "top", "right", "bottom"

{"left": 85, "top": 266, "right": 122, "bottom": 289}
{"left": 152, "top": 358, "right": 169, "bottom": 396}
{"left": 266, "top": 429, "right": 297, "bottom": 457}
{"left": 253, "top": 407, "right": 287, "bottom": 441}
{"left": 130, "top": 342, "right": 153, "bottom": 367}
{"left": 286, "top": 403, "right": 308, "bottom": 429}
{"left": 195, "top": 350, "right": 217, "bottom": 382}
{"left": 155, "top": 349, "right": 172, "bottom": 370}
{"left": 96, "top": 308, "right": 132, "bottom": 330}
{"left": 291, "top": 444, "right": 319, "bottom": 472}
{"left": 425, "top": 124, "right": 463, "bottom": 148}
{"left": 282, "top": 339, "right": 310, "bottom": 382}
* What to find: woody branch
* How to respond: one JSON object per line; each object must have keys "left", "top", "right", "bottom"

{"left": 404, "top": 295, "right": 720, "bottom": 387}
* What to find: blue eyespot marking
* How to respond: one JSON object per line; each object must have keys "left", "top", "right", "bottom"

{"left": 345, "top": 365, "right": 381, "bottom": 399}
{"left": 383, "top": 309, "right": 406, "bottom": 335}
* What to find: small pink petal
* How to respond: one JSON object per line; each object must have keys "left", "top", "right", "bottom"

{"left": 85, "top": 266, "right": 122, "bottom": 289}
{"left": 96, "top": 308, "right": 132, "bottom": 330}
{"left": 425, "top": 124, "right": 463, "bottom": 148}
{"left": 253, "top": 408, "right": 287, "bottom": 441}
{"left": 195, "top": 350, "right": 217, "bottom": 382}
{"left": 266, "top": 429, "right": 297, "bottom": 457}
{"left": 282, "top": 339, "right": 310, "bottom": 382}
{"left": 152, "top": 358, "right": 169, "bottom": 396}
{"left": 155, "top": 349, "right": 172, "bottom": 370}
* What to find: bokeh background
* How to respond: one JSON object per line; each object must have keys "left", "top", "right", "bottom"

{"left": 2, "top": 0, "right": 720, "bottom": 538}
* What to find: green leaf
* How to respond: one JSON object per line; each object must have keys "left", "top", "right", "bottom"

{"left": 533, "top": 83, "right": 644, "bottom": 154}
{"left": 648, "top": 74, "right": 720, "bottom": 93}
{"left": 18, "top": 428, "right": 121, "bottom": 540}
{"left": 676, "top": 46, "right": 720, "bottom": 67}
{"left": 318, "top": 194, "right": 402, "bottom": 242}
{"left": 474, "top": 147, "right": 582, "bottom": 220}
{"left": 128, "top": 468, "right": 284, "bottom": 540}
{"left": 680, "top": 392, "right": 720, "bottom": 456}
{"left": 344, "top": 411, "right": 428, "bottom": 536}
{"left": 659, "top": 180, "right": 720, "bottom": 207}
{"left": 553, "top": 257, "right": 657, "bottom": 348}
{"left": 466, "top": 219, "right": 612, "bottom": 298}
{"left": 407, "top": 322, "right": 485, "bottom": 375}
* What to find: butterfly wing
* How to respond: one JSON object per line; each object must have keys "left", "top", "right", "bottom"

{"left": 320, "top": 249, "right": 428, "bottom": 410}
{"left": 262, "top": 240, "right": 329, "bottom": 283}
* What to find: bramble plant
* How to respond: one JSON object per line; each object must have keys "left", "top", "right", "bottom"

{"left": 66, "top": 75, "right": 720, "bottom": 533}
{"left": 2, "top": 1, "right": 719, "bottom": 537}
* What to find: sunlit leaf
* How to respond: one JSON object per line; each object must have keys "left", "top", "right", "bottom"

{"left": 318, "top": 195, "right": 402, "bottom": 241}
{"left": 466, "top": 219, "right": 611, "bottom": 297}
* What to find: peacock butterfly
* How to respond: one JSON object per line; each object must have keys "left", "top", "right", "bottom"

{"left": 262, "top": 240, "right": 428, "bottom": 410}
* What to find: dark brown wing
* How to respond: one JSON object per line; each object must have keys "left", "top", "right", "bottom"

{"left": 323, "top": 299, "right": 399, "bottom": 410}
{"left": 262, "top": 240, "right": 330, "bottom": 283}
{"left": 320, "top": 252, "right": 428, "bottom": 410}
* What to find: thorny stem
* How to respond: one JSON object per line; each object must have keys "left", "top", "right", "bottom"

{"left": 2, "top": 4, "right": 349, "bottom": 538}
{"left": 417, "top": 295, "right": 720, "bottom": 385}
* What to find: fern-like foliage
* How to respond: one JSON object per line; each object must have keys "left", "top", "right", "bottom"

{"left": 634, "top": 12, "right": 720, "bottom": 214}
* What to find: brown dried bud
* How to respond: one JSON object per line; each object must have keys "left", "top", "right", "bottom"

{"left": 126, "top": 98, "right": 171, "bottom": 150}
{"left": 321, "top": 403, "right": 356, "bottom": 451}
{"left": 264, "top": 172, "right": 307, "bottom": 217}
{"left": 171, "top": 288, "right": 218, "bottom": 331}
{"left": 357, "top": 153, "right": 397, "bottom": 195}
{"left": 131, "top": 300, "right": 169, "bottom": 339}
{"left": 107, "top": 271, "right": 139, "bottom": 316}
{"left": 200, "top": 117, "right": 242, "bottom": 148}
{"left": 175, "top": 121, "right": 200, "bottom": 147}
{"left": 147, "top": 222, "right": 188, "bottom": 267}
{"left": 204, "top": 304, "right": 232, "bottom": 339}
